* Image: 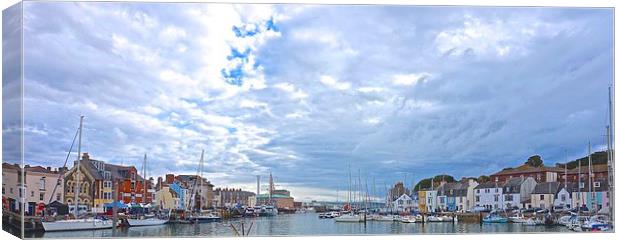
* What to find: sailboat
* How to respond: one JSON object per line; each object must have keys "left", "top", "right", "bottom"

{"left": 188, "top": 150, "right": 222, "bottom": 223}
{"left": 42, "top": 116, "right": 114, "bottom": 231}
{"left": 127, "top": 154, "right": 169, "bottom": 227}
{"left": 335, "top": 166, "right": 363, "bottom": 222}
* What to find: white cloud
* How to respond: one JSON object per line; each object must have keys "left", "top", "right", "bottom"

{"left": 320, "top": 75, "right": 351, "bottom": 90}
{"left": 392, "top": 73, "right": 432, "bottom": 86}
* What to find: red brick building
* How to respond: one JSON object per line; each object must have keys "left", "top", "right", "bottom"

{"left": 490, "top": 164, "right": 564, "bottom": 183}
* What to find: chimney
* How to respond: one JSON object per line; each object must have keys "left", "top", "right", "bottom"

{"left": 47, "top": 167, "right": 51, "bottom": 171}
{"left": 82, "top": 152, "right": 90, "bottom": 160}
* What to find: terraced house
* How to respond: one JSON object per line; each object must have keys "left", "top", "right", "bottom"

{"left": 501, "top": 177, "right": 536, "bottom": 210}
{"left": 474, "top": 182, "right": 503, "bottom": 211}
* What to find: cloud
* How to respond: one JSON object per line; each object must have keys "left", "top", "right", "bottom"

{"left": 391, "top": 73, "right": 432, "bottom": 86}
{"left": 319, "top": 75, "right": 351, "bottom": 90}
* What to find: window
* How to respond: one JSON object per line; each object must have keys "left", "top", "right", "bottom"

{"left": 131, "top": 182, "right": 136, "bottom": 190}
{"left": 39, "top": 193, "right": 44, "bottom": 201}
{"left": 2, "top": 187, "right": 4, "bottom": 195}
{"left": 494, "top": 195, "right": 499, "bottom": 202}
{"left": 540, "top": 195, "right": 544, "bottom": 200}
{"left": 10, "top": 188, "right": 13, "bottom": 194}
{"left": 56, "top": 193, "right": 61, "bottom": 201}
{"left": 39, "top": 178, "right": 46, "bottom": 190}
{"left": 495, "top": 188, "right": 498, "bottom": 193}
{"left": 31, "top": 191, "right": 34, "bottom": 197}
{"left": 476, "top": 196, "right": 480, "bottom": 202}
{"left": 594, "top": 182, "right": 601, "bottom": 188}
{"left": 476, "top": 189, "right": 480, "bottom": 193}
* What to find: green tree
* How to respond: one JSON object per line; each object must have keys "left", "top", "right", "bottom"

{"left": 525, "top": 155, "right": 544, "bottom": 167}
{"left": 477, "top": 175, "right": 490, "bottom": 183}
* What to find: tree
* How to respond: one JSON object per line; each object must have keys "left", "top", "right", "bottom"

{"left": 413, "top": 174, "right": 455, "bottom": 191}
{"left": 477, "top": 175, "right": 490, "bottom": 183}
{"left": 525, "top": 155, "right": 543, "bottom": 167}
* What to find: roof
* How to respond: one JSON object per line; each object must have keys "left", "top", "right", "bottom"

{"left": 532, "top": 182, "right": 561, "bottom": 194}
{"left": 502, "top": 177, "right": 533, "bottom": 193}
{"left": 491, "top": 164, "right": 564, "bottom": 176}
{"left": 78, "top": 158, "right": 144, "bottom": 181}
{"left": 2, "top": 163, "right": 20, "bottom": 171}
{"left": 474, "top": 182, "right": 503, "bottom": 189}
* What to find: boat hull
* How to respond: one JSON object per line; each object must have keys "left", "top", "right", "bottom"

{"left": 42, "top": 219, "right": 114, "bottom": 232}
{"left": 127, "top": 218, "right": 168, "bottom": 227}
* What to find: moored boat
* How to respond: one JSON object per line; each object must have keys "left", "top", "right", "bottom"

{"left": 334, "top": 213, "right": 364, "bottom": 222}
{"left": 127, "top": 217, "right": 168, "bottom": 227}
{"left": 42, "top": 218, "right": 114, "bottom": 232}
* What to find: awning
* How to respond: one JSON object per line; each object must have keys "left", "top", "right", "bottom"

{"left": 104, "top": 201, "right": 128, "bottom": 208}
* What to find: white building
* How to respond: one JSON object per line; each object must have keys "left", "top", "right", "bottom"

{"left": 474, "top": 182, "right": 504, "bottom": 211}
{"left": 501, "top": 177, "right": 536, "bottom": 210}
{"left": 392, "top": 194, "right": 415, "bottom": 213}
{"left": 425, "top": 190, "right": 438, "bottom": 212}
{"left": 554, "top": 184, "right": 572, "bottom": 210}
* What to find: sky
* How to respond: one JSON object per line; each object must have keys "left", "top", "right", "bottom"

{"left": 6, "top": 2, "right": 614, "bottom": 202}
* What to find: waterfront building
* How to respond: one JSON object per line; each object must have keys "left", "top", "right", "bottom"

{"left": 23, "top": 165, "right": 67, "bottom": 216}
{"left": 567, "top": 181, "right": 610, "bottom": 213}
{"left": 490, "top": 163, "right": 563, "bottom": 183}
{"left": 64, "top": 153, "right": 151, "bottom": 213}
{"left": 392, "top": 193, "right": 414, "bottom": 213}
{"left": 562, "top": 164, "right": 609, "bottom": 183}
{"left": 2, "top": 163, "right": 20, "bottom": 213}
{"left": 554, "top": 183, "right": 574, "bottom": 210}
{"left": 417, "top": 190, "right": 427, "bottom": 213}
{"left": 154, "top": 184, "right": 184, "bottom": 210}
{"left": 214, "top": 188, "right": 256, "bottom": 208}
{"left": 437, "top": 182, "right": 459, "bottom": 212}
{"left": 461, "top": 178, "right": 479, "bottom": 211}
{"left": 501, "top": 177, "right": 536, "bottom": 210}
{"left": 438, "top": 179, "right": 479, "bottom": 212}
{"left": 474, "top": 181, "right": 504, "bottom": 211}
{"left": 166, "top": 174, "right": 214, "bottom": 210}
{"left": 421, "top": 189, "right": 439, "bottom": 213}
{"left": 531, "top": 182, "right": 561, "bottom": 209}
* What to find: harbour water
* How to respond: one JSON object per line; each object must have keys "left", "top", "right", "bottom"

{"left": 5, "top": 213, "right": 577, "bottom": 238}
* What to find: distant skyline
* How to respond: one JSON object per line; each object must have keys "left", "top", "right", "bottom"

{"left": 4, "top": 3, "right": 614, "bottom": 201}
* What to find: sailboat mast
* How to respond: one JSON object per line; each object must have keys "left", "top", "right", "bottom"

{"left": 578, "top": 152, "right": 582, "bottom": 214}
{"left": 199, "top": 149, "right": 204, "bottom": 211}
{"left": 143, "top": 153, "right": 147, "bottom": 204}
{"left": 74, "top": 115, "right": 84, "bottom": 215}
{"left": 607, "top": 85, "right": 614, "bottom": 222}
{"left": 348, "top": 165, "right": 352, "bottom": 210}
{"left": 588, "top": 141, "right": 593, "bottom": 211}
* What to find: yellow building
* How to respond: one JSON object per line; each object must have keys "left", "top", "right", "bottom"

{"left": 531, "top": 182, "right": 560, "bottom": 209}
{"left": 418, "top": 190, "right": 427, "bottom": 213}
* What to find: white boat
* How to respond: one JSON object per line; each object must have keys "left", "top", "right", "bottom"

{"left": 190, "top": 213, "right": 221, "bottom": 223}
{"left": 374, "top": 215, "right": 397, "bottom": 222}
{"left": 426, "top": 215, "right": 443, "bottom": 222}
{"left": 334, "top": 214, "right": 364, "bottom": 222}
{"left": 400, "top": 216, "right": 416, "bottom": 223}
{"left": 509, "top": 214, "right": 527, "bottom": 223}
{"left": 42, "top": 218, "right": 113, "bottom": 232}
{"left": 522, "top": 218, "right": 537, "bottom": 226}
{"left": 127, "top": 218, "right": 168, "bottom": 227}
